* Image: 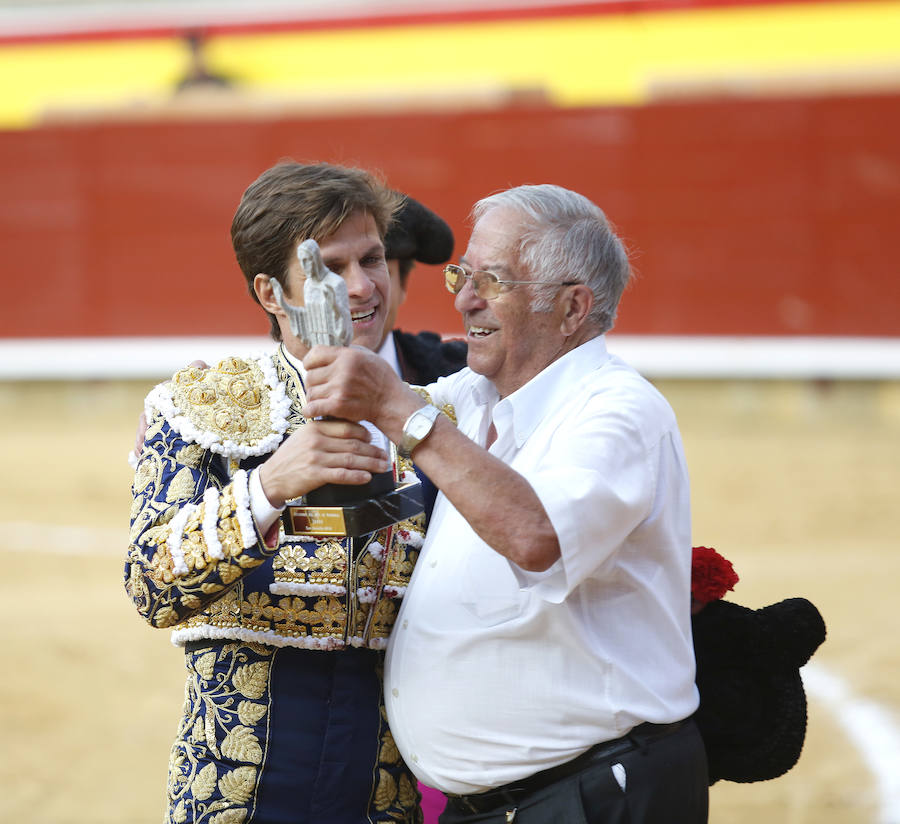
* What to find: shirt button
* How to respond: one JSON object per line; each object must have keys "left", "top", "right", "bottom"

{"left": 429, "top": 559, "right": 437, "bottom": 568}
{"left": 402, "top": 620, "right": 408, "bottom": 629}
{"left": 391, "top": 688, "right": 399, "bottom": 697}
{"left": 411, "top": 754, "right": 418, "bottom": 763}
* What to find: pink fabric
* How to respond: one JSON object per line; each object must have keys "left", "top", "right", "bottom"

{"left": 418, "top": 782, "right": 447, "bottom": 823}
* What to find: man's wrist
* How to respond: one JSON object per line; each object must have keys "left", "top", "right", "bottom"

{"left": 255, "top": 464, "right": 286, "bottom": 511}
{"left": 398, "top": 404, "right": 441, "bottom": 459}
{"left": 249, "top": 467, "right": 285, "bottom": 535}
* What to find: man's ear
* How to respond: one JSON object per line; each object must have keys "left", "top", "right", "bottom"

{"left": 254, "top": 273, "right": 282, "bottom": 316}
{"left": 559, "top": 284, "right": 594, "bottom": 336}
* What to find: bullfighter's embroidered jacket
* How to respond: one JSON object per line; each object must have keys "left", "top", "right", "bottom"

{"left": 125, "top": 346, "right": 426, "bottom": 650}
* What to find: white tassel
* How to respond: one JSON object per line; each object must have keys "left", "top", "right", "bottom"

{"left": 166, "top": 503, "right": 198, "bottom": 577}
{"left": 201, "top": 486, "right": 223, "bottom": 560}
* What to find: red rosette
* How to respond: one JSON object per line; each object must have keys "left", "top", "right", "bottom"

{"left": 691, "top": 545, "right": 739, "bottom": 604}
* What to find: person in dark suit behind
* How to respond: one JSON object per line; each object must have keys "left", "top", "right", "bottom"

{"left": 377, "top": 195, "right": 468, "bottom": 385}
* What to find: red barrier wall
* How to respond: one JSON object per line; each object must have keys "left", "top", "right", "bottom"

{"left": 2, "top": 93, "right": 899, "bottom": 340}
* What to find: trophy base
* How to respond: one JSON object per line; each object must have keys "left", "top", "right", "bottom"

{"left": 282, "top": 478, "right": 424, "bottom": 538}
{"left": 304, "top": 471, "right": 396, "bottom": 506}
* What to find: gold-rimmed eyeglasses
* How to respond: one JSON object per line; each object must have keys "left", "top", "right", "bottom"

{"left": 444, "top": 263, "right": 573, "bottom": 301}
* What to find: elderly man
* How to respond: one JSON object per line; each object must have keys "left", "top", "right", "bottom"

{"left": 126, "top": 161, "right": 426, "bottom": 824}
{"left": 302, "top": 184, "right": 708, "bottom": 823}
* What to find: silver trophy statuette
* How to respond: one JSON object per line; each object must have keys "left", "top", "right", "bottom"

{"left": 271, "top": 239, "right": 424, "bottom": 535}
{"left": 269, "top": 238, "right": 353, "bottom": 348}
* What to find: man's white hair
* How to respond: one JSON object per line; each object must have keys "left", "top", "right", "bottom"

{"left": 472, "top": 184, "right": 631, "bottom": 333}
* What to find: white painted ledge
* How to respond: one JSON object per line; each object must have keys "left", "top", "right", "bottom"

{"left": 2, "top": 335, "right": 899, "bottom": 381}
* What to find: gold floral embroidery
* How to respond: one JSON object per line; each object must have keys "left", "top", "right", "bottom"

{"left": 167, "top": 643, "right": 270, "bottom": 823}
{"left": 216, "top": 356, "right": 251, "bottom": 375}
{"left": 134, "top": 352, "right": 426, "bottom": 823}
{"left": 209, "top": 811, "right": 248, "bottom": 824}
{"left": 176, "top": 444, "right": 206, "bottom": 468}
{"left": 305, "top": 597, "right": 347, "bottom": 639}
{"left": 217, "top": 766, "right": 257, "bottom": 803}
{"left": 374, "top": 769, "right": 398, "bottom": 812}
{"left": 386, "top": 551, "right": 419, "bottom": 591}
{"left": 237, "top": 701, "right": 266, "bottom": 726}
{"left": 386, "top": 516, "right": 424, "bottom": 592}
{"left": 144, "top": 410, "right": 166, "bottom": 442}
{"left": 380, "top": 729, "right": 400, "bottom": 764}
{"left": 366, "top": 599, "right": 398, "bottom": 641}
{"left": 191, "top": 763, "right": 217, "bottom": 801}
{"left": 206, "top": 587, "right": 242, "bottom": 626}
{"left": 241, "top": 591, "right": 272, "bottom": 628}
{"left": 231, "top": 661, "right": 269, "bottom": 700}
{"left": 226, "top": 375, "right": 262, "bottom": 409}
{"left": 167, "top": 467, "right": 198, "bottom": 502}
{"left": 371, "top": 696, "right": 422, "bottom": 822}
{"left": 134, "top": 451, "right": 162, "bottom": 494}
{"left": 220, "top": 729, "right": 263, "bottom": 766}
{"left": 170, "top": 357, "right": 272, "bottom": 446}
{"left": 173, "top": 365, "right": 208, "bottom": 385}
{"left": 272, "top": 539, "right": 347, "bottom": 588}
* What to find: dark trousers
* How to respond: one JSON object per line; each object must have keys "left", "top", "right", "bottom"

{"left": 440, "top": 720, "right": 708, "bottom": 824}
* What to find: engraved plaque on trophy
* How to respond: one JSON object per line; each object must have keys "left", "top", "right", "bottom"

{"left": 271, "top": 239, "right": 424, "bottom": 537}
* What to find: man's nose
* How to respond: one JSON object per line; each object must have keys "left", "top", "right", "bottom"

{"left": 343, "top": 261, "right": 375, "bottom": 298}
{"left": 454, "top": 276, "right": 485, "bottom": 313}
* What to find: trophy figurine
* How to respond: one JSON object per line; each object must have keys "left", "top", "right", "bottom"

{"left": 269, "top": 239, "right": 354, "bottom": 349}
{"left": 270, "top": 239, "right": 424, "bottom": 537}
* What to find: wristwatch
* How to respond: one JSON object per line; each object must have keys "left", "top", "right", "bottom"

{"left": 398, "top": 404, "right": 441, "bottom": 459}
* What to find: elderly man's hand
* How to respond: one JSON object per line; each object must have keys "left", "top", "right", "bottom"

{"left": 302, "top": 346, "right": 407, "bottom": 428}
{"left": 257, "top": 418, "right": 390, "bottom": 509}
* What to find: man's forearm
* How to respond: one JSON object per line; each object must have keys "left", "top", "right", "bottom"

{"left": 409, "top": 415, "right": 560, "bottom": 572}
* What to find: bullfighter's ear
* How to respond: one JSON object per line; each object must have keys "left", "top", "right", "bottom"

{"left": 254, "top": 273, "right": 281, "bottom": 314}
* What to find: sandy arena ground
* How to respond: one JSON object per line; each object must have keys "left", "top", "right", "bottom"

{"left": 1, "top": 376, "right": 898, "bottom": 823}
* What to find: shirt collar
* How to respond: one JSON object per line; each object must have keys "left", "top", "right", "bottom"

{"left": 497, "top": 335, "right": 610, "bottom": 448}
{"left": 471, "top": 371, "right": 501, "bottom": 409}
{"left": 377, "top": 331, "right": 403, "bottom": 377}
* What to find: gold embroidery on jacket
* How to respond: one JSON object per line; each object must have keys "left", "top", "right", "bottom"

{"left": 166, "top": 642, "right": 271, "bottom": 823}
{"left": 171, "top": 357, "right": 272, "bottom": 445}
{"left": 273, "top": 348, "right": 310, "bottom": 434}
{"left": 272, "top": 538, "right": 348, "bottom": 589}
{"left": 128, "top": 451, "right": 267, "bottom": 628}
{"left": 385, "top": 516, "right": 425, "bottom": 592}
{"left": 128, "top": 350, "right": 425, "bottom": 649}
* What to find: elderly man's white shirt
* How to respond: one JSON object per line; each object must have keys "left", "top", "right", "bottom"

{"left": 384, "top": 335, "right": 698, "bottom": 795}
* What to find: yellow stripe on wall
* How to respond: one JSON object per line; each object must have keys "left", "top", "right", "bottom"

{"left": 2, "top": 38, "right": 187, "bottom": 127}
{"left": 1, "top": 1, "right": 898, "bottom": 129}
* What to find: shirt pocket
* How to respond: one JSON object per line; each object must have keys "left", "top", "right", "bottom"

{"left": 459, "top": 546, "right": 529, "bottom": 625}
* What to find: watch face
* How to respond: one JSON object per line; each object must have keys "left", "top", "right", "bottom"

{"left": 409, "top": 414, "right": 433, "bottom": 439}
{"left": 401, "top": 406, "right": 439, "bottom": 458}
